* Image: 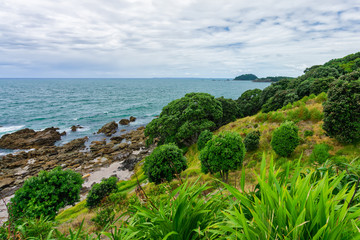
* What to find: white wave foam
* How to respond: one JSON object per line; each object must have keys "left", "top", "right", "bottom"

{"left": 0, "top": 125, "right": 25, "bottom": 134}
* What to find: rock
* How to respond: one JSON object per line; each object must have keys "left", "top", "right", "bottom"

{"left": 129, "top": 116, "right": 136, "bottom": 122}
{"left": 119, "top": 119, "right": 130, "bottom": 125}
{"left": 0, "top": 178, "right": 15, "bottom": 189}
{"left": 110, "top": 136, "right": 124, "bottom": 143}
{"left": 60, "top": 131, "right": 67, "bottom": 136}
{"left": 119, "top": 142, "right": 129, "bottom": 149}
{"left": 97, "top": 121, "right": 118, "bottom": 136}
{"left": 137, "top": 126, "right": 145, "bottom": 131}
{"left": 0, "top": 127, "right": 61, "bottom": 149}
{"left": 71, "top": 125, "right": 83, "bottom": 132}
{"left": 62, "top": 137, "right": 87, "bottom": 152}
{"left": 120, "top": 129, "right": 126, "bottom": 132}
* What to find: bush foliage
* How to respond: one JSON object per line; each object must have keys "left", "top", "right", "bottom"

{"left": 197, "top": 130, "right": 213, "bottom": 151}
{"left": 243, "top": 130, "right": 261, "bottom": 151}
{"left": 86, "top": 176, "right": 118, "bottom": 208}
{"left": 310, "top": 144, "right": 331, "bottom": 164}
{"left": 271, "top": 121, "right": 300, "bottom": 157}
{"left": 323, "top": 76, "right": 360, "bottom": 143}
{"left": 145, "top": 92, "right": 222, "bottom": 146}
{"left": 144, "top": 144, "right": 187, "bottom": 184}
{"left": 237, "top": 88, "right": 262, "bottom": 116}
{"left": 200, "top": 132, "right": 245, "bottom": 182}
{"left": 9, "top": 167, "right": 83, "bottom": 220}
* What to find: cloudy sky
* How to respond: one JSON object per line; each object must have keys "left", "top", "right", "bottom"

{"left": 0, "top": 0, "right": 359, "bottom": 78}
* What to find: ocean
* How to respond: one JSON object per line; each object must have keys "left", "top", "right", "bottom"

{"left": 0, "top": 78, "right": 271, "bottom": 155}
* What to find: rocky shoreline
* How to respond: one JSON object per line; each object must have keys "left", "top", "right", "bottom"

{"left": 0, "top": 117, "right": 155, "bottom": 222}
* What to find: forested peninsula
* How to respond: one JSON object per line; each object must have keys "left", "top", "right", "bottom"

{"left": 1, "top": 52, "right": 360, "bottom": 239}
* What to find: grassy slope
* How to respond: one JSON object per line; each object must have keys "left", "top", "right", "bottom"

{"left": 55, "top": 93, "right": 360, "bottom": 233}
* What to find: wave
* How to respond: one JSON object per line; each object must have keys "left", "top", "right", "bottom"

{"left": 0, "top": 125, "right": 25, "bottom": 134}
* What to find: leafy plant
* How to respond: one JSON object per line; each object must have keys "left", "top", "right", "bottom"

{"left": 243, "top": 130, "right": 261, "bottom": 152}
{"left": 9, "top": 167, "right": 83, "bottom": 220}
{"left": 91, "top": 207, "right": 115, "bottom": 230}
{"left": 200, "top": 132, "right": 245, "bottom": 182}
{"left": 197, "top": 130, "right": 213, "bottom": 151}
{"left": 310, "top": 143, "right": 331, "bottom": 164}
{"left": 271, "top": 121, "right": 299, "bottom": 157}
{"left": 145, "top": 92, "right": 223, "bottom": 146}
{"left": 86, "top": 177, "right": 118, "bottom": 208}
{"left": 16, "top": 216, "right": 54, "bottom": 239}
{"left": 237, "top": 88, "right": 263, "bottom": 116}
{"left": 304, "top": 130, "right": 314, "bottom": 137}
{"left": 144, "top": 143, "right": 187, "bottom": 184}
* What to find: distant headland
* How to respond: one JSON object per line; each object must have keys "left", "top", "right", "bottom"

{"left": 234, "top": 73, "right": 294, "bottom": 82}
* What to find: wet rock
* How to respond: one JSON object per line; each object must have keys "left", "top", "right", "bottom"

{"left": 62, "top": 137, "right": 87, "bottom": 152}
{"left": 60, "top": 131, "right": 67, "bottom": 136}
{"left": 0, "top": 127, "right": 61, "bottom": 149}
{"left": 110, "top": 136, "right": 124, "bottom": 143}
{"left": 119, "top": 119, "right": 130, "bottom": 125}
{"left": 97, "top": 121, "right": 118, "bottom": 136}
{"left": 129, "top": 116, "right": 136, "bottom": 122}
{"left": 71, "top": 125, "right": 83, "bottom": 132}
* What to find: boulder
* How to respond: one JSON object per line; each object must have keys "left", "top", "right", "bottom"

{"left": 0, "top": 127, "right": 61, "bottom": 149}
{"left": 129, "top": 116, "right": 136, "bottom": 122}
{"left": 119, "top": 119, "right": 130, "bottom": 125}
{"left": 97, "top": 121, "right": 118, "bottom": 136}
{"left": 71, "top": 125, "right": 83, "bottom": 132}
{"left": 61, "top": 137, "right": 87, "bottom": 152}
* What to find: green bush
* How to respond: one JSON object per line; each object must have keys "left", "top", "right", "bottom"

{"left": 200, "top": 132, "right": 245, "bottom": 182}
{"left": 243, "top": 130, "right": 261, "bottom": 152}
{"left": 315, "top": 92, "right": 327, "bottom": 103}
{"left": 271, "top": 121, "right": 300, "bottom": 157}
{"left": 16, "top": 216, "right": 54, "bottom": 239}
{"left": 310, "top": 144, "right": 330, "bottom": 164}
{"left": 304, "top": 130, "right": 314, "bottom": 137}
{"left": 91, "top": 207, "right": 115, "bottom": 229}
{"left": 323, "top": 76, "right": 360, "bottom": 143}
{"left": 267, "top": 111, "right": 285, "bottom": 123}
{"left": 86, "top": 177, "right": 118, "bottom": 208}
{"left": 309, "top": 108, "right": 324, "bottom": 121}
{"left": 310, "top": 77, "right": 334, "bottom": 95}
{"left": 237, "top": 88, "right": 263, "bottom": 116}
{"left": 144, "top": 144, "right": 187, "bottom": 184}
{"left": 216, "top": 96, "right": 242, "bottom": 125}
{"left": 287, "top": 105, "right": 311, "bottom": 122}
{"left": 255, "top": 112, "right": 268, "bottom": 122}
{"left": 9, "top": 167, "right": 83, "bottom": 220}
{"left": 197, "top": 130, "right": 213, "bottom": 151}
{"left": 145, "top": 92, "right": 223, "bottom": 146}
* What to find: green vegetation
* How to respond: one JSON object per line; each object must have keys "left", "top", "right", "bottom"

{"left": 199, "top": 131, "right": 245, "bottom": 182}
{"left": 234, "top": 73, "right": 258, "bottom": 80}
{"left": 310, "top": 143, "right": 331, "bottom": 164}
{"left": 145, "top": 92, "right": 222, "bottom": 146}
{"left": 216, "top": 96, "right": 242, "bottom": 125}
{"left": 243, "top": 130, "right": 260, "bottom": 151}
{"left": 237, "top": 88, "right": 262, "bottom": 116}
{"left": 271, "top": 121, "right": 299, "bottom": 157}
{"left": 86, "top": 177, "right": 118, "bottom": 208}
{"left": 197, "top": 129, "right": 213, "bottom": 151}
{"left": 144, "top": 143, "right": 187, "bottom": 184}
{"left": 9, "top": 167, "right": 83, "bottom": 220}
{"left": 323, "top": 73, "right": 360, "bottom": 143}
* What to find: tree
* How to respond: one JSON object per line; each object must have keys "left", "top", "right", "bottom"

{"left": 86, "top": 177, "right": 118, "bottom": 208}
{"left": 237, "top": 89, "right": 262, "bottom": 116}
{"left": 310, "top": 77, "right": 334, "bottom": 95}
{"left": 144, "top": 144, "right": 187, "bottom": 184}
{"left": 323, "top": 74, "right": 360, "bottom": 143}
{"left": 271, "top": 121, "right": 299, "bottom": 157}
{"left": 9, "top": 167, "right": 83, "bottom": 220}
{"left": 243, "top": 130, "right": 261, "bottom": 151}
{"left": 262, "top": 90, "right": 296, "bottom": 113}
{"left": 216, "top": 97, "right": 242, "bottom": 125}
{"left": 199, "top": 132, "right": 245, "bottom": 182}
{"left": 296, "top": 79, "right": 312, "bottom": 99}
{"left": 197, "top": 130, "right": 213, "bottom": 151}
{"left": 145, "top": 92, "right": 223, "bottom": 146}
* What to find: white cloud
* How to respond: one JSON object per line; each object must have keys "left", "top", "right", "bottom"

{"left": 0, "top": 0, "right": 359, "bottom": 77}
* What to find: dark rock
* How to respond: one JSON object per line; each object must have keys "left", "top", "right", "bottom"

{"left": 71, "top": 125, "right": 83, "bottom": 132}
{"left": 62, "top": 137, "right": 87, "bottom": 152}
{"left": 110, "top": 136, "right": 124, "bottom": 142}
{"left": 0, "top": 127, "right": 61, "bottom": 149}
{"left": 129, "top": 116, "right": 136, "bottom": 122}
{"left": 119, "top": 119, "right": 130, "bottom": 125}
{"left": 60, "top": 131, "right": 66, "bottom": 136}
{"left": 97, "top": 121, "right": 118, "bottom": 136}
{"left": 118, "top": 155, "right": 141, "bottom": 171}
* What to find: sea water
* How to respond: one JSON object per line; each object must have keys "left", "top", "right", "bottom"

{"left": 0, "top": 78, "right": 270, "bottom": 155}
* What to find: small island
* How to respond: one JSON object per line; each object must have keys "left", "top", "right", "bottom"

{"left": 234, "top": 73, "right": 294, "bottom": 82}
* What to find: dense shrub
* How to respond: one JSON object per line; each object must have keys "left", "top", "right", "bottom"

{"left": 145, "top": 92, "right": 223, "bottom": 146}
{"left": 9, "top": 167, "right": 83, "bottom": 220}
{"left": 271, "top": 121, "right": 299, "bottom": 157}
{"left": 216, "top": 96, "right": 242, "bottom": 125}
{"left": 309, "top": 108, "right": 324, "bottom": 121}
{"left": 86, "top": 177, "right": 118, "bottom": 208}
{"left": 255, "top": 112, "right": 269, "bottom": 122}
{"left": 295, "top": 79, "right": 312, "bottom": 99}
{"left": 144, "top": 144, "right": 187, "bottom": 184}
{"left": 304, "top": 130, "right": 314, "bottom": 137}
{"left": 287, "top": 105, "right": 311, "bottom": 122}
{"left": 262, "top": 90, "right": 296, "bottom": 113}
{"left": 267, "top": 111, "right": 285, "bottom": 123}
{"left": 237, "top": 88, "right": 262, "bottom": 116}
{"left": 91, "top": 207, "right": 115, "bottom": 229}
{"left": 243, "top": 130, "right": 261, "bottom": 151}
{"left": 200, "top": 132, "right": 245, "bottom": 182}
{"left": 310, "top": 144, "right": 330, "bottom": 164}
{"left": 315, "top": 92, "right": 328, "bottom": 103}
{"left": 323, "top": 76, "right": 360, "bottom": 143}
{"left": 197, "top": 130, "right": 213, "bottom": 151}
{"left": 310, "top": 77, "right": 333, "bottom": 95}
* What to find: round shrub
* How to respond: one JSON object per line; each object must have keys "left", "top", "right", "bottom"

{"left": 144, "top": 144, "right": 187, "bottom": 184}
{"left": 244, "top": 130, "right": 261, "bottom": 152}
{"left": 199, "top": 132, "right": 245, "bottom": 182}
{"left": 197, "top": 130, "right": 213, "bottom": 151}
{"left": 323, "top": 77, "right": 360, "bottom": 143}
{"left": 310, "top": 144, "right": 330, "bottom": 164}
{"left": 86, "top": 177, "right": 118, "bottom": 208}
{"left": 9, "top": 167, "right": 83, "bottom": 220}
{"left": 271, "top": 121, "right": 300, "bottom": 157}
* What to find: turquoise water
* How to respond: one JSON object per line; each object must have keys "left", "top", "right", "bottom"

{"left": 0, "top": 78, "right": 270, "bottom": 154}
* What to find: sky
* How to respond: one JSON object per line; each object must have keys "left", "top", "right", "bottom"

{"left": 0, "top": 0, "right": 359, "bottom": 78}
